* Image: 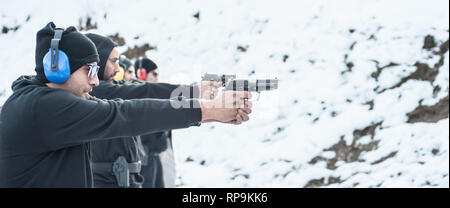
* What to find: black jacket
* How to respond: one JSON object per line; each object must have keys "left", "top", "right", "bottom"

{"left": 0, "top": 76, "right": 201, "bottom": 188}
{"left": 124, "top": 79, "right": 175, "bottom": 155}
{"left": 90, "top": 79, "right": 198, "bottom": 100}
{"left": 89, "top": 80, "right": 196, "bottom": 188}
{"left": 93, "top": 80, "right": 181, "bottom": 156}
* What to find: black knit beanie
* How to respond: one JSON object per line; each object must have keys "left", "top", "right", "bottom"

{"left": 35, "top": 22, "right": 99, "bottom": 83}
{"left": 85, "top": 33, "right": 117, "bottom": 80}
{"left": 134, "top": 57, "right": 158, "bottom": 75}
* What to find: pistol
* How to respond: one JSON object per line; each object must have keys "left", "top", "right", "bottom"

{"left": 201, "top": 73, "right": 236, "bottom": 86}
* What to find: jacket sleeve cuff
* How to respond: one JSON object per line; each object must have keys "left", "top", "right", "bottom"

{"left": 172, "top": 97, "right": 202, "bottom": 126}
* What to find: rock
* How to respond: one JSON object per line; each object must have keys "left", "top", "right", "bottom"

{"left": 423, "top": 35, "right": 437, "bottom": 50}
{"left": 407, "top": 95, "right": 449, "bottom": 123}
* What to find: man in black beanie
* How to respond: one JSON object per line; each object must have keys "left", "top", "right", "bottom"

{"left": 0, "top": 22, "right": 252, "bottom": 188}
{"left": 135, "top": 57, "right": 159, "bottom": 82}
{"left": 118, "top": 55, "right": 136, "bottom": 83}
{"left": 84, "top": 33, "right": 119, "bottom": 81}
{"left": 34, "top": 23, "right": 100, "bottom": 85}
{"left": 86, "top": 33, "right": 249, "bottom": 188}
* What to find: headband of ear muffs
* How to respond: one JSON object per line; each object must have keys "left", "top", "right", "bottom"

{"left": 42, "top": 28, "right": 71, "bottom": 84}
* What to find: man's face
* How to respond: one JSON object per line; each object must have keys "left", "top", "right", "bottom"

{"left": 124, "top": 66, "right": 136, "bottom": 83}
{"left": 56, "top": 62, "right": 99, "bottom": 99}
{"left": 103, "top": 47, "right": 120, "bottom": 81}
{"left": 145, "top": 68, "right": 159, "bottom": 82}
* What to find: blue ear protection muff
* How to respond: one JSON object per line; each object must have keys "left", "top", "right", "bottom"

{"left": 43, "top": 28, "right": 71, "bottom": 84}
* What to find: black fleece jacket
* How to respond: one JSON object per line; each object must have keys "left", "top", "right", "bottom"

{"left": 88, "top": 80, "right": 197, "bottom": 188}
{"left": 0, "top": 76, "right": 201, "bottom": 188}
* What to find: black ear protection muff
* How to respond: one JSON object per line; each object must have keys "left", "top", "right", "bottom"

{"left": 42, "top": 28, "right": 71, "bottom": 83}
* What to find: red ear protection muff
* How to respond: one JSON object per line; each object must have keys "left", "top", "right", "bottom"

{"left": 137, "top": 68, "right": 147, "bottom": 80}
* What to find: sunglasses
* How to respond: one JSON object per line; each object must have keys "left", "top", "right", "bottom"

{"left": 86, "top": 64, "right": 100, "bottom": 78}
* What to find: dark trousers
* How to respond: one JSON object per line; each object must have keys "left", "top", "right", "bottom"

{"left": 141, "top": 155, "right": 165, "bottom": 188}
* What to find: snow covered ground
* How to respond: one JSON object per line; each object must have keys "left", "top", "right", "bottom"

{"left": 1, "top": 0, "right": 448, "bottom": 187}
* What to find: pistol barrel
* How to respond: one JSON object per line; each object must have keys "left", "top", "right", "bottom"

{"left": 224, "top": 79, "right": 278, "bottom": 92}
